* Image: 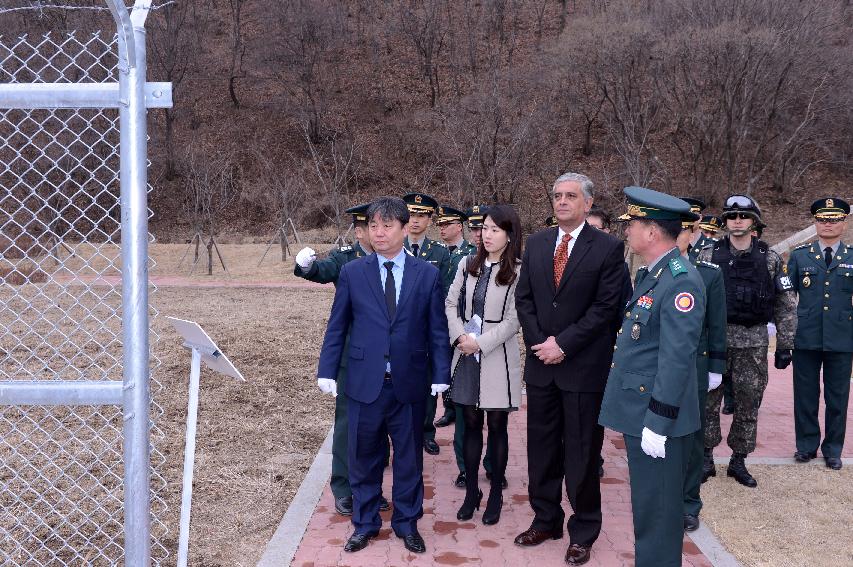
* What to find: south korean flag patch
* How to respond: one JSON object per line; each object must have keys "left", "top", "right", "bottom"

{"left": 674, "top": 292, "right": 695, "bottom": 313}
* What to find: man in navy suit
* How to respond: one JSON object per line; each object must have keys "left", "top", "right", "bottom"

{"left": 317, "top": 196, "right": 451, "bottom": 554}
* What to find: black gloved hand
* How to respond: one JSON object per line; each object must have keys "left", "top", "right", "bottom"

{"left": 774, "top": 349, "right": 792, "bottom": 370}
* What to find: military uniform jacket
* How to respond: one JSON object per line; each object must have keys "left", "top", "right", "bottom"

{"left": 787, "top": 241, "right": 853, "bottom": 352}
{"left": 447, "top": 239, "right": 477, "bottom": 284}
{"left": 293, "top": 242, "right": 368, "bottom": 285}
{"left": 695, "top": 260, "right": 727, "bottom": 375}
{"left": 688, "top": 235, "right": 716, "bottom": 265}
{"left": 599, "top": 248, "right": 706, "bottom": 438}
{"left": 405, "top": 236, "right": 451, "bottom": 297}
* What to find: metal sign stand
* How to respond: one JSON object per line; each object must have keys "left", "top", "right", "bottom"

{"left": 166, "top": 317, "right": 245, "bottom": 567}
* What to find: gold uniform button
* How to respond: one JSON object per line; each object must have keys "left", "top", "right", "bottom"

{"left": 702, "top": 351, "right": 708, "bottom": 356}
{"left": 825, "top": 293, "right": 830, "bottom": 298}
{"left": 639, "top": 386, "right": 646, "bottom": 392}
{"left": 626, "top": 312, "right": 631, "bottom": 318}
{"left": 614, "top": 345, "right": 618, "bottom": 351}
{"left": 824, "top": 306, "right": 829, "bottom": 311}
{"left": 825, "top": 281, "right": 830, "bottom": 286}
{"left": 611, "top": 363, "right": 615, "bottom": 368}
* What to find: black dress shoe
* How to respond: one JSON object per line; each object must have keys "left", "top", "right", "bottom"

{"left": 485, "top": 471, "right": 508, "bottom": 489}
{"left": 424, "top": 438, "right": 440, "bottom": 455}
{"left": 564, "top": 543, "right": 591, "bottom": 565}
{"left": 825, "top": 456, "right": 842, "bottom": 470}
{"left": 794, "top": 450, "right": 817, "bottom": 463}
{"left": 435, "top": 412, "right": 455, "bottom": 427}
{"left": 398, "top": 531, "right": 426, "bottom": 553}
{"left": 334, "top": 495, "right": 353, "bottom": 516}
{"left": 454, "top": 471, "right": 467, "bottom": 488}
{"left": 344, "top": 532, "right": 376, "bottom": 552}
{"left": 379, "top": 495, "right": 390, "bottom": 511}
{"left": 683, "top": 514, "right": 699, "bottom": 532}
{"left": 727, "top": 454, "right": 757, "bottom": 487}
{"left": 514, "top": 526, "right": 563, "bottom": 546}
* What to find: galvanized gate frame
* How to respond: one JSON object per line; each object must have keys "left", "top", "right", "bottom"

{"left": 0, "top": 1, "right": 172, "bottom": 564}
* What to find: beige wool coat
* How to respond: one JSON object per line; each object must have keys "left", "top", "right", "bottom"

{"left": 444, "top": 256, "right": 522, "bottom": 410}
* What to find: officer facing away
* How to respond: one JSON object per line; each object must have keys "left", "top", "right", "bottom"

{"left": 699, "top": 194, "right": 797, "bottom": 488}
{"left": 599, "top": 187, "right": 706, "bottom": 567}
{"left": 787, "top": 198, "right": 852, "bottom": 470}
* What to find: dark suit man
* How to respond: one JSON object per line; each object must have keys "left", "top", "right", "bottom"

{"left": 514, "top": 172, "right": 626, "bottom": 566}
{"left": 317, "top": 197, "right": 451, "bottom": 554}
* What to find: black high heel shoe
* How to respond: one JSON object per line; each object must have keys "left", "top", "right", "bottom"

{"left": 456, "top": 489, "right": 483, "bottom": 521}
{"left": 482, "top": 489, "right": 503, "bottom": 525}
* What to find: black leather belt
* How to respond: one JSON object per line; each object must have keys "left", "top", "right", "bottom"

{"left": 384, "top": 372, "right": 392, "bottom": 380}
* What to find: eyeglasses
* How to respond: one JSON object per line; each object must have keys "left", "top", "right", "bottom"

{"left": 725, "top": 195, "right": 754, "bottom": 208}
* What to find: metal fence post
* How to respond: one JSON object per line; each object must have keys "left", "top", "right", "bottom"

{"left": 120, "top": 22, "right": 152, "bottom": 566}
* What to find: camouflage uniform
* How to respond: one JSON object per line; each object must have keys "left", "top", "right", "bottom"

{"left": 700, "top": 240, "right": 797, "bottom": 454}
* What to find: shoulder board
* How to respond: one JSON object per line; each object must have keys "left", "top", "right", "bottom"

{"left": 432, "top": 241, "right": 446, "bottom": 248}
{"left": 792, "top": 242, "right": 810, "bottom": 251}
{"left": 698, "top": 260, "right": 720, "bottom": 270}
{"left": 668, "top": 257, "right": 688, "bottom": 277}
{"left": 338, "top": 245, "right": 353, "bottom": 252}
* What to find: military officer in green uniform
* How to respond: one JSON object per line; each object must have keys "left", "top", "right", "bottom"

{"left": 676, "top": 210, "right": 727, "bottom": 532}
{"left": 434, "top": 206, "right": 477, "bottom": 429}
{"left": 787, "top": 197, "right": 852, "bottom": 470}
{"left": 698, "top": 215, "right": 723, "bottom": 240}
{"left": 681, "top": 197, "right": 716, "bottom": 265}
{"left": 402, "top": 192, "right": 452, "bottom": 455}
{"left": 295, "top": 204, "right": 389, "bottom": 515}
{"left": 599, "top": 187, "right": 706, "bottom": 567}
{"left": 466, "top": 205, "right": 488, "bottom": 248}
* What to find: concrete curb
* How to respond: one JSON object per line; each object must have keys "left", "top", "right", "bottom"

{"left": 257, "top": 426, "right": 334, "bottom": 567}
{"left": 688, "top": 522, "right": 743, "bottom": 567}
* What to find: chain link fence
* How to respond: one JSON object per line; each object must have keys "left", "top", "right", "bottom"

{"left": 1, "top": 2, "right": 170, "bottom": 564}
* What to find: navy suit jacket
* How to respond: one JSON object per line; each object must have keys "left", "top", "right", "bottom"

{"left": 317, "top": 251, "right": 451, "bottom": 404}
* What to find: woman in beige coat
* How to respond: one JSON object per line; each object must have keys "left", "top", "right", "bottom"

{"left": 444, "top": 204, "right": 522, "bottom": 526}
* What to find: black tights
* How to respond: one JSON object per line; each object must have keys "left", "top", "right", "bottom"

{"left": 462, "top": 405, "right": 508, "bottom": 496}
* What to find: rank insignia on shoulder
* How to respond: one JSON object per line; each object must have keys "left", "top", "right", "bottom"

{"left": 637, "top": 295, "right": 653, "bottom": 310}
{"left": 840, "top": 263, "right": 853, "bottom": 269}
{"left": 668, "top": 257, "right": 687, "bottom": 277}
{"left": 793, "top": 243, "right": 810, "bottom": 250}
{"left": 699, "top": 260, "right": 720, "bottom": 269}
{"left": 674, "top": 292, "right": 695, "bottom": 312}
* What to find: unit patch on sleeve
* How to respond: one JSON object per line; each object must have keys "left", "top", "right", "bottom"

{"left": 674, "top": 292, "right": 695, "bottom": 312}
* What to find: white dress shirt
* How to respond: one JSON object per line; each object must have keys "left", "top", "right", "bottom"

{"left": 554, "top": 221, "right": 587, "bottom": 257}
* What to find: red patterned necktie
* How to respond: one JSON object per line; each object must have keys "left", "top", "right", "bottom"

{"left": 553, "top": 233, "right": 572, "bottom": 287}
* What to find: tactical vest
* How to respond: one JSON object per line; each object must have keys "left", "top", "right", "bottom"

{"left": 712, "top": 237, "right": 775, "bottom": 327}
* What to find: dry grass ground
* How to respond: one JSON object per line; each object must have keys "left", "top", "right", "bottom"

{"left": 150, "top": 285, "right": 335, "bottom": 566}
{"left": 701, "top": 465, "right": 853, "bottom": 567}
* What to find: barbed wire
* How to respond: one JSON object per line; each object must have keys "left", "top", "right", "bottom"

{"left": 0, "top": 1, "right": 176, "bottom": 15}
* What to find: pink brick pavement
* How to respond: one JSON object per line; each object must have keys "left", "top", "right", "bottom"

{"left": 290, "top": 359, "right": 851, "bottom": 567}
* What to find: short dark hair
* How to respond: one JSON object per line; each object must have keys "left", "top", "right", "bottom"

{"left": 367, "top": 197, "right": 409, "bottom": 226}
{"left": 587, "top": 206, "right": 611, "bottom": 229}
{"left": 651, "top": 219, "right": 682, "bottom": 241}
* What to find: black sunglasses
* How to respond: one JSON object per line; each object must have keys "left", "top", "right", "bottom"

{"left": 726, "top": 213, "right": 754, "bottom": 220}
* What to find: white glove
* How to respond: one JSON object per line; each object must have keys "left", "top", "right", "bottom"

{"left": 640, "top": 427, "right": 667, "bottom": 459}
{"left": 296, "top": 247, "right": 317, "bottom": 270}
{"left": 708, "top": 372, "right": 723, "bottom": 391}
{"left": 431, "top": 384, "right": 450, "bottom": 396}
{"left": 317, "top": 378, "right": 337, "bottom": 397}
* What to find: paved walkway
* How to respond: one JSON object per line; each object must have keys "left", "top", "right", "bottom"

{"left": 288, "top": 360, "right": 851, "bottom": 566}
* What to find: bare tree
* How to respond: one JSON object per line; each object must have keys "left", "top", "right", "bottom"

{"left": 399, "top": 0, "right": 448, "bottom": 107}
{"left": 227, "top": 0, "right": 247, "bottom": 108}
{"left": 303, "top": 123, "right": 361, "bottom": 240}
{"left": 149, "top": 1, "right": 199, "bottom": 177}
{"left": 183, "top": 144, "right": 240, "bottom": 275}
